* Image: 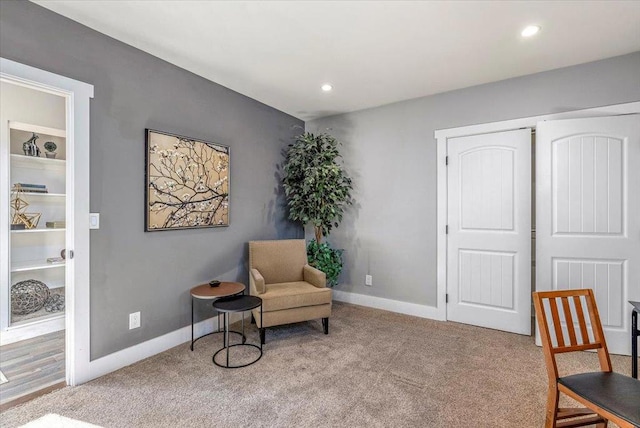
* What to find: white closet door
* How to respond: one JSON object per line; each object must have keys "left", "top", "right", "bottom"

{"left": 447, "top": 129, "right": 532, "bottom": 335}
{"left": 536, "top": 114, "right": 640, "bottom": 355}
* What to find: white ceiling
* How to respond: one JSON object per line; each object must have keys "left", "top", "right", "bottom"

{"left": 35, "top": 1, "right": 640, "bottom": 121}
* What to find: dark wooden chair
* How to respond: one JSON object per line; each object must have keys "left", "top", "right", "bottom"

{"left": 533, "top": 289, "right": 640, "bottom": 428}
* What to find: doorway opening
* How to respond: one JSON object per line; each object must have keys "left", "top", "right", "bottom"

{"left": 0, "top": 81, "right": 68, "bottom": 408}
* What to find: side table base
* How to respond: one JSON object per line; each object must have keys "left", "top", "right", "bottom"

{"left": 212, "top": 343, "right": 263, "bottom": 368}
{"left": 211, "top": 295, "right": 263, "bottom": 369}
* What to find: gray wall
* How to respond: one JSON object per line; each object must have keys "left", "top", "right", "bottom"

{"left": 0, "top": 1, "right": 303, "bottom": 359}
{"left": 307, "top": 52, "right": 640, "bottom": 307}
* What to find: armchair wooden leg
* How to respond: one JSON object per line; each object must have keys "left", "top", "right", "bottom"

{"left": 322, "top": 318, "right": 329, "bottom": 335}
{"left": 260, "top": 328, "right": 265, "bottom": 345}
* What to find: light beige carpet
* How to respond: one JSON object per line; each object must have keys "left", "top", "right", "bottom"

{"left": 1, "top": 302, "right": 632, "bottom": 427}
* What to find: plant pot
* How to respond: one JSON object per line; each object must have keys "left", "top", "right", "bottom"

{"left": 45, "top": 152, "right": 57, "bottom": 159}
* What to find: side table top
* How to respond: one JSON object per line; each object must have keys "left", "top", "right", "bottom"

{"left": 190, "top": 282, "right": 245, "bottom": 299}
{"left": 212, "top": 295, "right": 262, "bottom": 313}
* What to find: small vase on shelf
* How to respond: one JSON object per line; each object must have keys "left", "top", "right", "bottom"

{"left": 44, "top": 141, "right": 57, "bottom": 159}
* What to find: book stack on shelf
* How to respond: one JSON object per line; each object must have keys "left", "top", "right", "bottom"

{"left": 13, "top": 183, "right": 48, "bottom": 194}
{"left": 46, "top": 221, "right": 65, "bottom": 229}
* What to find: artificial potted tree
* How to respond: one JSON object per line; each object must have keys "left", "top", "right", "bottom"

{"left": 282, "top": 132, "right": 353, "bottom": 287}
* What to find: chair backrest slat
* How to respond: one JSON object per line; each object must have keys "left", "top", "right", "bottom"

{"left": 561, "top": 297, "right": 577, "bottom": 346}
{"left": 573, "top": 295, "right": 590, "bottom": 345}
{"left": 548, "top": 297, "right": 565, "bottom": 348}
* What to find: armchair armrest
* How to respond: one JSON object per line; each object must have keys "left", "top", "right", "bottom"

{"left": 303, "top": 264, "right": 326, "bottom": 288}
{"left": 250, "top": 268, "right": 266, "bottom": 294}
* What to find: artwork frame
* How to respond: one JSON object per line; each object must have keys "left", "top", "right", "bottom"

{"left": 145, "top": 129, "right": 230, "bottom": 232}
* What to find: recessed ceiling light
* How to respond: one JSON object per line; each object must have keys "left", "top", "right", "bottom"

{"left": 521, "top": 25, "right": 541, "bottom": 38}
{"left": 321, "top": 83, "right": 333, "bottom": 92}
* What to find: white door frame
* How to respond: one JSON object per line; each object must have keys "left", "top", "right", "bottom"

{"left": 0, "top": 58, "right": 94, "bottom": 386}
{"left": 434, "top": 101, "right": 640, "bottom": 324}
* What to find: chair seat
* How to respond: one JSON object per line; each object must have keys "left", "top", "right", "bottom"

{"left": 260, "top": 281, "right": 332, "bottom": 312}
{"left": 558, "top": 372, "right": 640, "bottom": 426}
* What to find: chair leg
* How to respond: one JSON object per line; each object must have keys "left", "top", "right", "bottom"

{"left": 545, "top": 385, "right": 559, "bottom": 428}
{"left": 260, "top": 328, "right": 265, "bottom": 345}
{"left": 322, "top": 318, "right": 329, "bottom": 335}
{"left": 251, "top": 313, "right": 256, "bottom": 324}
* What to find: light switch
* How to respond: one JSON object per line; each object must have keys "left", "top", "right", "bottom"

{"left": 89, "top": 213, "right": 100, "bottom": 229}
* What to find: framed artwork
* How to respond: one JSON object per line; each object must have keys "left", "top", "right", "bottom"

{"left": 145, "top": 129, "right": 229, "bottom": 231}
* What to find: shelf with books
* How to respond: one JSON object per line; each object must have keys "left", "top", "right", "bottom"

{"left": 11, "top": 259, "right": 66, "bottom": 272}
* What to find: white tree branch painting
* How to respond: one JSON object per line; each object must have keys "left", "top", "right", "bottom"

{"left": 145, "top": 129, "right": 229, "bottom": 231}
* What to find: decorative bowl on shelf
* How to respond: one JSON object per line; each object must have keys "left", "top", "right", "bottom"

{"left": 11, "top": 279, "right": 50, "bottom": 315}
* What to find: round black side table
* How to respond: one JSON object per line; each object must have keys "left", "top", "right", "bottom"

{"left": 212, "top": 295, "right": 263, "bottom": 368}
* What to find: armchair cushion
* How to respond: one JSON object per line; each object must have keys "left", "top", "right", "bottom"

{"left": 303, "top": 264, "right": 326, "bottom": 288}
{"left": 259, "top": 281, "right": 332, "bottom": 312}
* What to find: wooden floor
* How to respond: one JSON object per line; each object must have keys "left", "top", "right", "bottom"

{"left": 0, "top": 330, "right": 65, "bottom": 408}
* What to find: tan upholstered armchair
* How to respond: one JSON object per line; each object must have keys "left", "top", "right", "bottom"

{"left": 249, "top": 239, "right": 332, "bottom": 344}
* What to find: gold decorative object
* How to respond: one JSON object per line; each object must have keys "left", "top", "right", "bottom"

{"left": 10, "top": 185, "right": 41, "bottom": 229}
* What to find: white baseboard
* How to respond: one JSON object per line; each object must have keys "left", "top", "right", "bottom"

{"left": 86, "top": 313, "right": 244, "bottom": 383}
{"left": 332, "top": 290, "right": 445, "bottom": 321}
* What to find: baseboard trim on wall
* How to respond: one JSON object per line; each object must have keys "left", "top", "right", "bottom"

{"left": 87, "top": 316, "right": 224, "bottom": 382}
{"left": 332, "top": 290, "right": 445, "bottom": 321}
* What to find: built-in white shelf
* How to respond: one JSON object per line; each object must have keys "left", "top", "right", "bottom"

{"left": 8, "top": 121, "right": 66, "bottom": 138}
{"left": 9, "top": 312, "right": 65, "bottom": 329}
{"left": 15, "top": 192, "right": 65, "bottom": 198}
{"left": 10, "top": 154, "right": 66, "bottom": 170}
{"left": 11, "top": 259, "right": 65, "bottom": 272}
{"left": 11, "top": 228, "right": 66, "bottom": 234}
{"left": 3, "top": 117, "right": 70, "bottom": 344}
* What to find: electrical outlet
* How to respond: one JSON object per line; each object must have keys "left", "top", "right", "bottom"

{"left": 365, "top": 275, "right": 373, "bottom": 286}
{"left": 129, "top": 312, "right": 140, "bottom": 329}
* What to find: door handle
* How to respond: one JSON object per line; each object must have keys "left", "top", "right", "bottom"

{"left": 69, "top": 250, "right": 74, "bottom": 259}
